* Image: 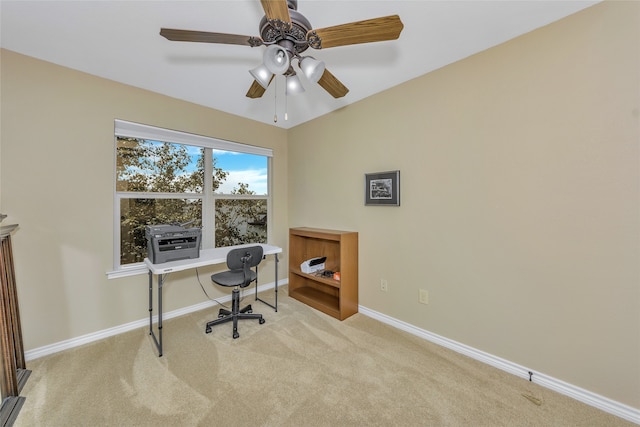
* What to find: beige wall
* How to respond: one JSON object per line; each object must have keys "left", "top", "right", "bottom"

{"left": 288, "top": 1, "right": 638, "bottom": 407}
{"left": 0, "top": 49, "right": 288, "bottom": 349}
{"left": 0, "top": 0, "right": 637, "bottom": 413}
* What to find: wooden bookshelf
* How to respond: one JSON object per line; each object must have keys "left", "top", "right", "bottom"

{"left": 288, "top": 227, "right": 358, "bottom": 320}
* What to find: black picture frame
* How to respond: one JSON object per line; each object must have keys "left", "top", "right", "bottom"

{"left": 365, "top": 170, "right": 400, "bottom": 206}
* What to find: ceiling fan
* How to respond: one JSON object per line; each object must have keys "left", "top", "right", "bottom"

{"left": 160, "top": 0, "right": 404, "bottom": 99}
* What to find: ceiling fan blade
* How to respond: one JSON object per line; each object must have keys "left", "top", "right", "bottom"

{"left": 246, "top": 80, "right": 267, "bottom": 99}
{"left": 307, "top": 15, "right": 404, "bottom": 49}
{"left": 160, "top": 28, "right": 263, "bottom": 47}
{"left": 317, "top": 69, "right": 349, "bottom": 98}
{"left": 246, "top": 76, "right": 275, "bottom": 99}
{"left": 260, "top": 0, "right": 292, "bottom": 30}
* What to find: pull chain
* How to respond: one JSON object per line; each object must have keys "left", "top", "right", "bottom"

{"left": 273, "top": 77, "right": 278, "bottom": 123}
{"left": 285, "top": 91, "right": 288, "bottom": 121}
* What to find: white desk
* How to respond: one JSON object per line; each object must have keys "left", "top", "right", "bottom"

{"left": 145, "top": 243, "right": 282, "bottom": 356}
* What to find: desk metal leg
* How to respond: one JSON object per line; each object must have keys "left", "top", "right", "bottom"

{"left": 274, "top": 253, "right": 278, "bottom": 311}
{"left": 255, "top": 253, "right": 278, "bottom": 312}
{"left": 148, "top": 271, "right": 164, "bottom": 357}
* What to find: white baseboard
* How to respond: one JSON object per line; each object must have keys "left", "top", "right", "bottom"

{"left": 24, "top": 280, "right": 285, "bottom": 361}
{"left": 358, "top": 306, "right": 640, "bottom": 425}
{"left": 24, "top": 285, "right": 638, "bottom": 425}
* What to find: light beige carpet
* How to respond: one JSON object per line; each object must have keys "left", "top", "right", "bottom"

{"left": 15, "top": 288, "right": 634, "bottom": 426}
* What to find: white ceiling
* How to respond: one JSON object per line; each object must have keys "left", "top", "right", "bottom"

{"left": 1, "top": 0, "right": 599, "bottom": 129}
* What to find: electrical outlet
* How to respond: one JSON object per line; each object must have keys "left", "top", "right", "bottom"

{"left": 380, "top": 279, "right": 388, "bottom": 292}
{"left": 419, "top": 289, "right": 429, "bottom": 304}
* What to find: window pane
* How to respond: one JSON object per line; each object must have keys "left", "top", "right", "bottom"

{"left": 120, "top": 198, "right": 202, "bottom": 264}
{"left": 117, "top": 138, "right": 204, "bottom": 193}
{"left": 214, "top": 199, "right": 267, "bottom": 248}
{"left": 115, "top": 124, "right": 271, "bottom": 269}
{"left": 213, "top": 151, "right": 268, "bottom": 195}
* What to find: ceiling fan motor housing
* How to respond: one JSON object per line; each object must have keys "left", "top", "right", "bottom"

{"left": 259, "top": 8, "right": 311, "bottom": 55}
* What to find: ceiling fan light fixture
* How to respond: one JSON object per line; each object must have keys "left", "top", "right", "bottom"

{"left": 263, "top": 45, "right": 290, "bottom": 75}
{"left": 161, "top": 3, "right": 405, "bottom": 103}
{"left": 286, "top": 73, "right": 305, "bottom": 95}
{"left": 299, "top": 56, "right": 325, "bottom": 83}
{"left": 249, "top": 64, "right": 273, "bottom": 89}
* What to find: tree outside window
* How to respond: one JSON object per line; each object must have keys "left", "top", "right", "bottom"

{"left": 116, "top": 137, "right": 268, "bottom": 266}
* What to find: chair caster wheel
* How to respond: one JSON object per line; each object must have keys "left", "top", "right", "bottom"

{"left": 259, "top": 318, "right": 265, "bottom": 324}
{"left": 247, "top": 310, "right": 252, "bottom": 314}
{"left": 218, "top": 314, "right": 224, "bottom": 318}
{"left": 205, "top": 327, "right": 211, "bottom": 334}
{"left": 233, "top": 332, "right": 239, "bottom": 339}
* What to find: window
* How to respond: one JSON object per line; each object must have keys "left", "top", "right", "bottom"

{"left": 112, "top": 120, "right": 272, "bottom": 273}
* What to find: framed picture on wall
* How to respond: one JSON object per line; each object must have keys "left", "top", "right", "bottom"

{"left": 365, "top": 170, "right": 400, "bottom": 206}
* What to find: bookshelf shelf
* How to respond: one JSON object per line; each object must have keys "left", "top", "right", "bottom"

{"left": 288, "top": 227, "right": 358, "bottom": 320}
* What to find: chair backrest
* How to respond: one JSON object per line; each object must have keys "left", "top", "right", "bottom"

{"left": 226, "top": 246, "right": 263, "bottom": 288}
{"left": 226, "top": 245, "right": 264, "bottom": 271}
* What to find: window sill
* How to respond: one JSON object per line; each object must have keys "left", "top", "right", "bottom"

{"left": 106, "top": 264, "right": 147, "bottom": 279}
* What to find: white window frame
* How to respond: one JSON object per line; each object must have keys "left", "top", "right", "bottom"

{"left": 107, "top": 120, "right": 273, "bottom": 279}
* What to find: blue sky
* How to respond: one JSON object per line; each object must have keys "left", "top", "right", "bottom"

{"left": 214, "top": 150, "right": 268, "bottom": 195}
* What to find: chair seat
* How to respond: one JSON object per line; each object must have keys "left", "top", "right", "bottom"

{"left": 206, "top": 245, "right": 264, "bottom": 339}
{"left": 211, "top": 270, "right": 257, "bottom": 288}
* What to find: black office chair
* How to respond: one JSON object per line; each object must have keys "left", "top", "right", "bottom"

{"left": 205, "top": 246, "right": 265, "bottom": 339}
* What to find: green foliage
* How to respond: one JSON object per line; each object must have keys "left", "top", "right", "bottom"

{"left": 215, "top": 182, "right": 267, "bottom": 247}
{"left": 116, "top": 137, "right": 228, "bottom": 193}
{"left": 116, "top": 138, "right": 267, "bottom": 264}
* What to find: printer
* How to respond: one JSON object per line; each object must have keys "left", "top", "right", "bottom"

{"left": 300, "top": 256, "right": 326, "bottom": 274}
{"left": 145, "top": 223, "right": 202, "bottom": 264}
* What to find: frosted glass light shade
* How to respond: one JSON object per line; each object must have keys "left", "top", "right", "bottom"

{"left": 299, "top": 56, "right": 325, "bottom": 83}
{"left": 263, "top": 45, "right": 290, "bottom": 75}
{"left": 249, "top": 64, "right": 273, "bottom": 89}
{"left": 286, "top": 74, "right": 305, "bottom": 95}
